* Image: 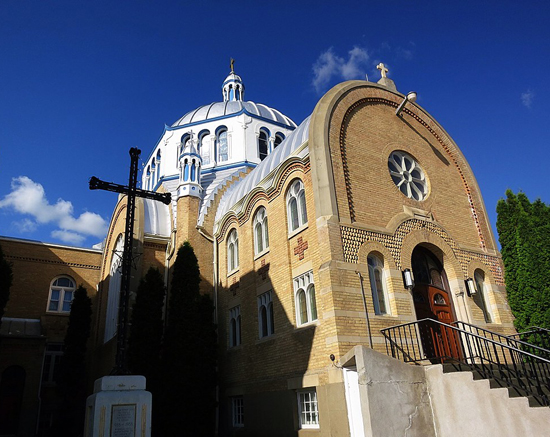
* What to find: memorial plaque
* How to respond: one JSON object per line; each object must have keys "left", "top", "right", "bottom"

{"left": 111, "top": 404, "right": 136, "bottom": 437}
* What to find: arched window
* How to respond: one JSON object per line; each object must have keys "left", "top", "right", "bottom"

{"left": 287, "top": 179, "right": 308, "bottom": 233}
{"left": 156, "top": 150, "right": 161, "bottom": 185}
{"left": 227, "top": 229, "right": 239, "bottom": 273}
{"left": 105, "top": 234, "right": 123, "bottom": 343}
{"left": 151, "top": 158, "right": 156, "bottom": 189}
{"left": 258, "top": 291, "right": 274, "bottom": 338}
{"left": 274, "top": 133, "right": 284, "bottom": 148}
{"left": 218, "top": 128, "right": 228, "bottom": 162}
{"left": 200, "top": 131, "right": 211, "bottom": 165}
{"left": 145, "top": 166, "right": 151, "bottom": 190}
{"left": 47, "top": 276, "right": 76, "bottom": 313}
{"left": 253, "top": 207, "right": 269, "bottom": 255}
{"left": 258, "top": 129, "right": 269, "bottom": 161}
{"left": 294, "top": 271, "right": 317, "bottom": 326}
{"left": 229, "top": 306, "right": 241, "bottom": 347}
{"left": 473, "top": 269, "right": 492, "bottom": 323}
{"left": 367, "top": 254, "right": 390, "bottom": 315}
{"left": 183, "top": 158, "right": 189, "bottom": 181}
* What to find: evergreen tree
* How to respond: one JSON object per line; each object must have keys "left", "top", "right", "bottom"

{"left": 0, "top": 244, "right": 13, "bottom": 329}
{"left": 159, "top": 242, "right": 217, "bottom": 437}
{"left": 127, "top": 267, "right": 165, "bottom": 396}
{"left": 49, "top": 285, "right": 92, "bottom": 436}
{"left": 497, "top": 190, "right": 550, "bottom": 335}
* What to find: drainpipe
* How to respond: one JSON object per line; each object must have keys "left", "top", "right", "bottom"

{"left": 355, "top": 271, "right": 373, "bottom": 349}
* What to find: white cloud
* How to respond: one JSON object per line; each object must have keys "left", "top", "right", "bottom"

{"left": 312, "top": 46, "right": 370, "bottom": 94}
{"left": 51, "top": 230, "right": 86, "bottom": 245}
{"left": 521, "top": 89, "right": 534, "bottom": 108}
{"left": 13, "top": 218, "right": 38, "bottom": 233}
{"left": 0, "top": 176, "right": 108, "bottom": 243}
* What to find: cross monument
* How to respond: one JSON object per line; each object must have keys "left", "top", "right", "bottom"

{"left": 90, "top": 147, "right": 171, "bottom": 374}
{"left": 377, "top": 62, "right": 389, "bottom": 78}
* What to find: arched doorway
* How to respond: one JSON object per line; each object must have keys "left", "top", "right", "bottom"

{"left": 0, "top": 365, "right": 26, "bottom": 435}
{"left": 411, "top": 246, "right": 461, "bottom": 361}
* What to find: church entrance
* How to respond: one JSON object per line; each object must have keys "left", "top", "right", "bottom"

{"left": 411, "top": 246, "right": 461, "bottom": 362}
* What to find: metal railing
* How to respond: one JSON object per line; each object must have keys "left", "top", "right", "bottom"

{"left": 453, "top": 321, "right": 550, "bottom": 360}
{"left": 381, "top": 318, "right": 550, "bottom": 406}
{"left": 508, "top": 326, "right": 550, "bottom": 352}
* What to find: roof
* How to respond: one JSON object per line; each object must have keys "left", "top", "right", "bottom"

{"left": 172, "top": 101, "right": 297, "bottom": 128}
{"left": 213, "top": 115, "right": 311, "bottom": 229}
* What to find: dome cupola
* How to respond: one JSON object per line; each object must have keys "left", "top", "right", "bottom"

{"left": 177, "top": 132, "right": 203, "bottom": 199}
{"left": 222, "top": 58, "right": 245, "bottom": 102}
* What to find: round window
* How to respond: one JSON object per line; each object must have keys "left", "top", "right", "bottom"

{"left": 388, "top": 151, "right": 428, "bottom": 201}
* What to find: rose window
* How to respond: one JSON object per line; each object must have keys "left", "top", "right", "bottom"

{"left": 388, "top": 151, "right": 428, "bottom": 201}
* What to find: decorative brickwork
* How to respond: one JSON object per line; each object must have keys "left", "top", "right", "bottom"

{"left": 5, "top": 254, "right": 100, "bottom": 270}
{"left": 257, "top": 259, "right": 270, "bottom": 280}
{"left": 341, "top": 219, "right": 503, "bottom": 285}
{"left": 339, "top": 97, "right": 486, "bottom": 250}
{"left": 293, "top": 237, "right": 309, "bottom": 260}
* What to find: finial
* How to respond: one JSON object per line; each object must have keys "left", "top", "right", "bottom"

{"left": 377, "top": 63, "right": 388, "bottom": 79}
{"left": 230, "top": 58, "right": 235, "bottom": 73}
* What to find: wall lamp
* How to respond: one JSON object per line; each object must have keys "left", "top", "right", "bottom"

{"left": 403, "top": 268, "right": 415, "bottom": 289}
{"left": 465, "top": 278, "right": 477, "bottom": 296}
{"left": 395, "top": 91, "right": 417, "bottom": 117}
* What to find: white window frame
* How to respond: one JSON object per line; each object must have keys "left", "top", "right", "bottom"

{"left": 218, "top": 128, "right": 229, "bottom": 162}
{"left": 253, "top": 207, "right": 269, "bottom": 256}
{"left": 297, "top": 389, "right": 320, "bottom": 429}
{"left": 258, "top": 291, "right": 274, "bottom": 338}
{"left": 367, "top": 254, "right": 390, "bottom": 315}
{"left": 258, "top": 129, "right": 269, "bottom": 161}
{"left": 42, "top": 343, "right": 64, "bottom": 385}
{"left": 46, "top": 276, "right": 76, "bottom": 313}
{"left": 227, "top": 229, "right": 239, "bottom": 274}
{"left": 294, "top": 271, "right": 317, "bottom": 326}
{"left": 286, "top": 179, "right": 308, "bottom": 234}
{"left": 229, "top": 306, "right": 241, "bottom": 348}
{"left": 231, "top": 396, "right": 244, "bottom": 427}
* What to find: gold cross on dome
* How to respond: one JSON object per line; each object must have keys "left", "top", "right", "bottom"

{"left": 230, "top": 58, "right": 235, "bottom": 73}
{"left": 377, "top": 63, "right": 388, "bottom": 78}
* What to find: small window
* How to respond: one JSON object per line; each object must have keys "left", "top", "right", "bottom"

{"left": 42, "top": 343, "right": 63, "bottom": 384}
{"left": 274, "top": 134, "right": 284, "bottom": 148}
{"left": 200, "top": 132, "right": 211, "bottom": 165}
{"left": 47, "top": 276, "right": 76, "bottom": 313}
{"left": 231, "top": 396, "right": 244, "bottom": 427}
{"left": 258, "top": 129, "right": 269, "bottom": 161}
{"left": 474, "top": 270, "right": 492, "bottom": 323}
{"left": 253, "top": 207, "right": 269, "bottom": 255}
{"left": 287, "top": 179, "right": 308, "bottom": 233}
{"left": 227, "top": 229, "right": 239, "bottom": 273}
{"left": 298, "top": 389, "right": 319, "bottom": 429}
{"left": 367, "top": 254, "right": 390, "bottom": 315}
{"left": 258, "top": 291, "right": 274, "bottom": 338}
{"left": 294, "top": 271, "right": 317, "bottom": 326}
{"left": 218, "top": 129, "right": 228, "bottom": 162}
{"left": 229, "top": 306, "right": 241, "bottom": 347}
{"left": 433, "top": 293, "right": 446, "bottom": 305}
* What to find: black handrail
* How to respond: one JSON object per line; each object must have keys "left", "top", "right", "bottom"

{"left": 508, "top": 326, "right": 550, "bottom": 351}
{"left": 381, "top": 318, "right": 550, "bottom": 406}
{"left": 452, "top": 321, "right": 550, "bottom": 360}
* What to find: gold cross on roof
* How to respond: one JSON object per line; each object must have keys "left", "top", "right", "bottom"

{"left": 377, "top": 62, "right": 388, "bottom": 78}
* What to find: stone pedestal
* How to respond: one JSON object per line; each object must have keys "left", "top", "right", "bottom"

{"left": 84, "top": 375, "right": 152, "bottom": 437}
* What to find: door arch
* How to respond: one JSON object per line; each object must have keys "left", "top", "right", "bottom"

{"left": 411, "top": 245, "right": 461, "bottom": 361}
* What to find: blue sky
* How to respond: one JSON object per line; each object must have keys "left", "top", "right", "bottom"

{"left": 1, "top": 0, "right": 549, "bottom": 247}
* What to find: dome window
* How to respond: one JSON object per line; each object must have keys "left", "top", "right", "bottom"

{"left": 258, "top": 129, "right": 269, "bottom": 161}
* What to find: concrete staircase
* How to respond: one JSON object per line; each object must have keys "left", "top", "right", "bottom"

{"left": 425, "top": 364, "right": 550, "bottom": 436}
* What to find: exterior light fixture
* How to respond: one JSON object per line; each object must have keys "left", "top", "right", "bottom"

{"left": 395, "top": 91, "right": 417, "bottom": 117}
{"left": 465, "top": 278, "right": 477, "bottom": 296}
{"left": 403, "top": 269, "right": 415, "bottom": 289}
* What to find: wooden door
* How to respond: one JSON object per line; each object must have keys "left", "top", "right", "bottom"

{"left": 413, "top": 284, "right": 461, "bottom": 362}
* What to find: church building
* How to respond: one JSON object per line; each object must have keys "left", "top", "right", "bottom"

{"left": 3, "top": 63, "right": 549, "bottom": 436}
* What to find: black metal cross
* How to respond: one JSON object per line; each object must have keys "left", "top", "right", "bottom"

{"left": 90, "top": 147, "right": 171, "bottom": 374}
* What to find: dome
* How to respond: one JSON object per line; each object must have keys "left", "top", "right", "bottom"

{"left": 172, "top": 101, "right": 297, "bottom": 128}
{"left": 172, "top": 68, "right": 296, "bottom": 128}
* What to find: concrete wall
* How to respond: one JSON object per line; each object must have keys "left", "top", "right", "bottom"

{"left": 341, "top": 346, "right": 435, "bottom": 437}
